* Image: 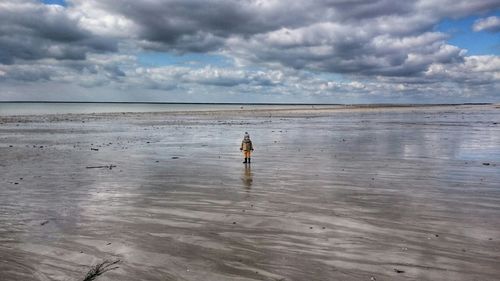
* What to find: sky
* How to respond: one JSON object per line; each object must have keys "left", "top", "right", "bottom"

{"left": 0, "top": 0, "right": 499, "bottom": 103}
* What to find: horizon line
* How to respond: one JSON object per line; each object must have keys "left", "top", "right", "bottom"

{"left": 0, "top": 101, "right": 493, "bottom": 106}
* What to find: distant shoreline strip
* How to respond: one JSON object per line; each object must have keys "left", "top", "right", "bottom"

{"left": 0, "top": 101, "right": 492, "bottom": 106}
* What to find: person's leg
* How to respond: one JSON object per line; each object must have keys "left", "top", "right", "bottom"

{"left": 248, "top": 152, "right": 251, "bottom": 163}
{"left": 243, "top": 151, "right": 249, "bottom": 163}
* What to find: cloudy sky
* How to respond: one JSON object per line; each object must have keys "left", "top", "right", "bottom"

{"left": 0, "top": 0, "right": 499, "bottom": 103}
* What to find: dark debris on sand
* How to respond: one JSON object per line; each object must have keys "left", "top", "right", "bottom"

{"left": 82, "top": 259, "right": 120, "bottom": 281}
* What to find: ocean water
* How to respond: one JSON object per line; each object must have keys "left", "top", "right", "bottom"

{"left": 0, "top": 102, "right": 328, "bottom": 116}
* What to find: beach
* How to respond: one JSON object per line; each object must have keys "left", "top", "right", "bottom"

{"left": 1, "top": 104, "right": 499, "bottom": 281}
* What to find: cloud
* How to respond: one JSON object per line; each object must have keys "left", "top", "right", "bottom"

{"left": 129, "top": 65, "right": 286, "bottom": 91}
{"left": 69, "top": 0, "right": 499, "bottom": 78}
{"left": 0, "top": 54, "right": 285, "bottom": 91}
{"left": 473, "top": 16, "right": 500, "bottom": 32}
{"left": 0, "top": 0, "right": 116, "bottom": 64}
{"left": 3, "top": 0, "right": 498, "bottom": 75}
{"left": 0, "top": 0, "right": 499, "bottom": 102}
{"left": 3, "top": 53, "right": 497, "bottom": 102}
{"left": 228, "top": 25, "right": 467, "bottom": 77}
{"left": 425, "top": 55, "right": 500, "bottom": 85}
{"left": 0, "top": 54, "right": 132, "bottom": 88}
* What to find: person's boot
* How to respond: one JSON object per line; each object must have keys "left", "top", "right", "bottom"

{"left": 248, "top": 158, "right": 251, "bottom": 163}
{"left": 243, "top": 158, "right": 247, "bottom": 163}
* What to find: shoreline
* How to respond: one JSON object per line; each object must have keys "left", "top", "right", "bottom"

{"left": 1, "top": 103, "right": 497, "bottom": 121}
{"left": 0, "top": 100, "right": 494, "bottom": 105}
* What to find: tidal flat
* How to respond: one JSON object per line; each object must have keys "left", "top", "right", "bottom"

{"left": 1, "top": 105, "right": 499, "bottom": 281}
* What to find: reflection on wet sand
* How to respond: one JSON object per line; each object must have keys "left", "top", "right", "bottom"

{"left": 1, "top": 105, "right": 500, "bottom": 281}
{"left": 241, "top": 164, "right": 253, "bottom": 189}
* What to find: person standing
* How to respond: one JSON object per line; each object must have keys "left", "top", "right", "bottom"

{"left": 240, "top": 132, "right": 254, "bottom": 164}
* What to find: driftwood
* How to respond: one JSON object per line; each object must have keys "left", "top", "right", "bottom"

{"left": 85, "top": 165, "right": 116, "bottom": 170}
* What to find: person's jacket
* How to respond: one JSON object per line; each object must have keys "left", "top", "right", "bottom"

{"left": 240, "top": 139, "right": 253, "bottom": 151}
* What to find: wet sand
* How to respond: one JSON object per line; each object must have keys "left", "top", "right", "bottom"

{"left": 1, "top": 105, "right": 500, "bottom": 281}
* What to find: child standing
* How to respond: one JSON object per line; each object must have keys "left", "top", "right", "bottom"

{"left": 240, "top": 132, "right": 254, "bottom": 163}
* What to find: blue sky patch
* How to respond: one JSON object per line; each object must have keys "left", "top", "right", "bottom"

{"left": 41, "top": 0, "right": 66, "bottom": 7}
{"left": 437, "top": 12, "right": 500, "bottom": 55}
{"left": 137, "top": 52, "right": 234, "bottom": 68}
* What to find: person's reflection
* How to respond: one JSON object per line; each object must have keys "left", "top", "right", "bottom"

{"left": 241, "top": 164, "right": 253, "bottom": 189}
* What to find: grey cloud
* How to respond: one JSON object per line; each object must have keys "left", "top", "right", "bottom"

{"left": 3, "top": 0, "right": 499, "bottom": 78}
{"left": 87, "top": 0, "right": 301, "bottom": 53}
{"left": 0, "top": 0, "right": 116, "bottom": 64}
{"left": 0, "top": 65, "right": 53, "bottom": 82}
{"left": 0, "top": 53, "right": 131, "bottom": 85}
{"left": 129, "top": 66, "right": 284, "bottom": 90}
{"left": 76, "top": 0, "right": 499, "bottom": 78}
{"left": 0, "top": 0, "right": 499, "bottom": 102}
{"left": 323, "top": 0, "right": 416, "bottom": 22}
{"left": 81, "top": 0, "right": 425, "bottom": 53}
{"left": 229, "top": 25, "right": 466, "bottom": 77}
{"left": 1, "top": 56, "right": 497, "bottom": 102}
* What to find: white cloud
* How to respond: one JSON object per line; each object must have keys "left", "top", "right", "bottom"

{"left": 425, "top": 55, "right": 500, "bottom": 84}
{"left": 473, "top": 16, "right": 500, "bottom": 32}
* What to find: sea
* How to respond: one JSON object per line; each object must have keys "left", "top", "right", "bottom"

{"left": 0, "top": 102, "right": 336, "bottom": 116}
